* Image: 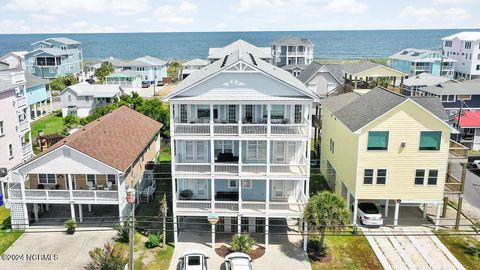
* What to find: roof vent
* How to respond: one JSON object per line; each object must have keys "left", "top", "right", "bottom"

{"left": 249, "top": 53, "right": 257, "bottom": 66}
{"left": 220, "top": 55, "right": 229, "bottom": 68}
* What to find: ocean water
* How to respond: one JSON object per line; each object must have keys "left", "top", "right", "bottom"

{"left": 0, "top": 29, "right": 477, "bottom": 61}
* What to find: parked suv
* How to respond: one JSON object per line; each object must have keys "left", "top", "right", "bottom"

{"left": 180, "top": 250, "right": 208, "bottom": 270}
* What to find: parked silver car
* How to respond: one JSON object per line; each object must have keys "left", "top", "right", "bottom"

{"left": 224, "top": 252, "right": 254, "bottom": 270}
{"left": 180, "top": 249, "right": 208, "bottom": 270}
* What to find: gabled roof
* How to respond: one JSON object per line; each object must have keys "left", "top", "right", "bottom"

{"left": 126, "top": 55, "right": 167, "bottom": 67}
{"left": 321, "top": 87, "right": 448, "bottom": 132}
{"left": 442, "top": 32, "right": 480, "bottom": 42}
{"left": 164, "top": 49, "right": 318, "bottom": 102}
{"left": 25, "top": 72, "right": 48, "bottom": 89}
{"left": 271, "top": 36, "right": 313, "bottom": 46}
{"left": 404, "top": 73, "right": 457, "bottom": 87}
{"left": 389, "top": 48, "right": 455, "bottom": 63}
{"left": 207, "top": 39, "right": 272, "bottom": 60}
{"left": 297, "top": 62, "right": 345, "bottom": 84}
{"left": 62, "top": 82, "right": 121, "bottom": 97}
{"left": 16, "top": 106, "right": 162, "bottom": 172}
{"left": 454, "top": 111, "right": 480, "bottom": 128}
{"left": 46, "top": 37, "right": 81, "bottom": 45}
{"left": 342, "top": 61, "right": 407, "bottom": 77}
{"left": 420, "top": 79, "right": 480, "bottom": 96}
{"left": 0, "top": 51, "right": 28, "bottom": 61}
{"left": 281, "top": 64, "right": 306, "bottom": 71}
{"left": 26, "top": 48, "right": 68, "bottom": 57}
{"left": 183, "top": 58, "right": 209, "bottom": 67}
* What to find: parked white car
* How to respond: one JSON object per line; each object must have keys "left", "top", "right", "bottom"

{"left": 356, "top": 202, "right": 383, "bottom": 226}
{"left": 224, "top": 252, "right": 254, "bottom": 270}
{"left": 471, "top": 160, "right": 480, "bottom": 168}
{"left": 180, "top": 249, "right": 208, "bottom": 270}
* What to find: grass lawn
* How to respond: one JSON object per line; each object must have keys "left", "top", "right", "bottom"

{"left": 0, "top": 206, "right": 23, "bottom": 255}
{"left": 309, "top": 168, "right": 331, "bottom": 195}
{"left": 30, "top": 110, "right": 65, "bottom": 140}
{"left": 436, "top": 233, "right": 480, "bottom": 270}
{"left": 309, "top": 233, "right": 383, "bottom": 270}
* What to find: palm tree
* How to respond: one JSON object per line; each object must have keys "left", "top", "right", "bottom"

{"left": 304, "top": 191, "right": 350, "bottom": 254}
{"left": 160, "top": 193, "right": 168, "bottom": 249}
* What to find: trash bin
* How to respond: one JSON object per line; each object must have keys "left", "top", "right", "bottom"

{"left": 0, "top": 193, "right": 3, "bottom": 207}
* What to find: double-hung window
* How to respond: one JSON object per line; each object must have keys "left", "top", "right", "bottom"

{"left": 107, "top": 174, "right": 116, "bottom": 185}
{"left": 294, "top": 105, "right": 302, "bottom": 124}
{"left": 87, "top": 174, "right": 96, "bottom": 185}
{"left": 415, "top": 169, "right": 425, "bottom": 185}
{"left": 367, "top": 131, "right": 389, "bottom": 150}
{"left": 247, "top": 141, "right": 266, "bottom": 161}
{"left": 419, "top": 131, "right": 441, "bottom": 150}
{"left": 185, "top": 141, "right": 194, "bottom": 161}
{"left": 428, "top": 170, "right": 438, "bottom": 185}
{"left": 376, "top": 169, "right": 387, "bottom": 184}
{"left": 271, "top": 105, "right": 284, "bottom": 120}
{"left": 363, "top": 169, "right": 374, "bottom": 184}
{"left": 38, "top": 174, "right": 56, "bottom": 184}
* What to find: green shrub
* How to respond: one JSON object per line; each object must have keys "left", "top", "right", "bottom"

{"left": 231, "top": 234, "right": 256, "bottom": 254}
{"left": 145, "top": 232, "right": 162, "bottom": 249}
{"left": 86, "top": 241, "right": 128, "bottom": 270}
{"left": 307, "top": 237, "right": 329, "bottom": 256}
{"left": 64, "top": 219, "right": 77, "bottom": 230}
{"left": 114, "top": 221, "right": 130, "bottom": 243}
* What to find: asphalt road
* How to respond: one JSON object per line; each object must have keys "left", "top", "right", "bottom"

{"left": 452, "top": 162, "right": 480, "bottom": 219}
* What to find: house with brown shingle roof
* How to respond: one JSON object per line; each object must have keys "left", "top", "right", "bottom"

{"left": 5, "top": 106, "right": 163, "bottom": 228}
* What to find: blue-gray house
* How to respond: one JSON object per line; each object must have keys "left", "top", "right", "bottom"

{"left": 25, "top": 72, "right": 50, "bottom": 120}
{"left": 25, "top": 37, "right": 83, "bottom": 79}
{"left": 388, "top": 48, "right": 456, "bottom": 78}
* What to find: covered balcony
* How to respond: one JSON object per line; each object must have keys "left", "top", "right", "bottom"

{"left": 171, "top": 103, "right": 310, "bottom": 136}
{"left": 175, "top": 178, "right": 306, "bottom": 216}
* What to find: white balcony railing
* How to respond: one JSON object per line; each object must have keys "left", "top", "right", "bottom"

{"left": 271, "top": 124, "right": 308, "bottom": 135}
{"left": 8, "top": 189, "right": 118, "bottom": 202}
{"left": 175, "top": 199, "right": 305, "bottom": 214}
{"left": 270, "top": 164, "right": 307, "bottom": 175}
{"left": 16, "top": 96, "right": 27, "bottom": 107}
{"left": 174, "top": 124, "right": 210, "bottom": 135}
{"left": 18, "top": 120, "right": 30, "bottom": 132}
{"left": 241, "top": 164, "right": 267, "bottom": 175}
{"left": 214, "top": 164, "right": 239, "bottom": 174}
{"left": 22, "top": 143, "right": 32, "bottom": 156}
{"left": 215, "top": 201, "right": 239, "bottom": 212}
{"left": 214, "top": 124, "right": 238, "bottom": 135}
{"left": 241, "top": 125, "right": 267, "bottom": 135}
{"left": 175, "top": 163, "right": 211, "bottom": 174}
{"left": 177, "top": 200, "right": 211, "bottom": 211}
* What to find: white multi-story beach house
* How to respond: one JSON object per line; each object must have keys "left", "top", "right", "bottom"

{"left": 442, "top": 32, "right": 480, "bottom": 80}
{"left": 270, "top": 36, "right": 314, "bottom": 76}
{"left": 4, "top": 106, "right": 162, "bottom": 229}
{"left": 181, "top": 58, "right": 209, "bottom": 79}
{"left": 388, "top": 48, "right": 456, "bottom": 78}
{"left": 0, "top": 51, "right": 28, "bottom": 69}
{"left": 163, "top": 50, "right": 319, "bottom": 250}
{"left": 124, "top": 55, "right": 168, "bottom": 84}
{"left": 0, "top": 66, "right": 34, "bottom": 180}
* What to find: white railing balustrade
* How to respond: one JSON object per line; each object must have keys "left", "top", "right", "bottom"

{"left": 174, "top": 124, "right": 210, "bottom": 135}
{"left": 8, "top": 189, "right": 21, "bottom": 198}
{"left": 176, "top": 201, "right": 211, "bottom": 211}
{"left": 242, "top": 202, "right": 266, "bottom": 211}
{"left": 16, "top": 96, "right": 27, "bottom": 107}
{"left": 22, "top": 143, "right": 32, "bottom": 156}
{"left": 271, "top": 124, "right": 307, "bottom": 135}
{"left": 18, "top": 121, "right": 29, "bottom": 132}
{"left": 9, "top": 189, "right": 118, "bottom": 202}
{"left": 214, "top": 125, "right": 238, "bottom": 135}
{"left": 270, "top": 164, "right": 307, "bottom": 175}
{"left": 44, "top": 190, "right": 70, "bottom": 199}
{"left": 95, "top": 191, "right": 119, "bottom": 200}
{"left": 241, "top": 125, "right": 267, "bottom": 135}
{"left": 214, "top": 164, "right": 239, "bottom": 174}
{"left": 241, "top": 164, "right": 267, "bottom": 175}
{"left": 175, "top": 164, "right": 211, "bottom": 174}
{"left": 215, "top": 201, "right": 238, "bottom": 211}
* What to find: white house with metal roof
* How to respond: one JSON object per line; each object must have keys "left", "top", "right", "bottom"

{"left": 0, "top": 51, "right": 28, "bottom": 69}
{"left": 124, "top": 55, "right": 168, "bottom": 84}
{"left": 163, "top": 49, "right": 319, "bottom": 250}
{"left": 105, "top": 70, "right": 143, "bottom": 88}
{"left": 442, "top": 32, "right": 480, "bottom": 80}
{"left": 60, "top": 82, "right": 122, "bottom": 117}
{"left": 207, "top": 39, "right": 273, "bottom": 63}
{"left": 388, "top": 48, "right": 456, "bottom": 78}
{"left": 181, "top": 58, "right": 209, "bottom": 79}
{"left": 271, "top": 36, "right": 314, "bottom": 70}
{"left": 24, "top": 37, "right": 83, "bottom": 79}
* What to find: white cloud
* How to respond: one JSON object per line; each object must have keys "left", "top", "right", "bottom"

{"left": 237, "top": 0, "right": 293, "bottom": 12}
{"left": 444, "top": 7, "right": 471, "bottom": 20}
{"left": 399, "top": 6, "right": 439, "bottom": 18}
{"left": 154, "top": 1, "right": 198, "bottom": 25}
{"left": 4, "top": 0, "right": 148, "bottom": 16}
{"left": 325, "top": 0, "right": 368, "bottom": 14}
{"left": 433, "top": 0, "right": 474, "bottom": 4}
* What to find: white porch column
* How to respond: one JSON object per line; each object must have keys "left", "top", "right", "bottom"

{"left": 266, "top": 139, "right": 271, "bottom": 175}
{"left": 70, "top": 203, "right": 76, "bottom": 220}
{"left": 423, "top": 203, "right": 427, "bottom": 219}
{"left": 237, "top": 215, "right": 241, "bottom": 235}
{"left": 20, "top": 175, "right": 29, "bottom": 228}
{"left": 238, "top": 104, "right": 242, "bottom": 135}
{"left": 265, "top": 217, "right": 269, "bottom": 250}
{"left": 33, "top": 103, "right": 38, "bottom": 119}
{"left": 267, "top": 104, "right": 271, "bottom": 136}
{"left": 78, "top": 204, "right": 83, "bottom": 223}
{"left": 88, "top": 204, "right": 91, "bottom": 212}
{"left": 303, "top": 220, "right": 308, "bottom": 252}
{"left": 265, "top": 179, "right": 270, "bottom": 214}
{"left": 211, "top": 178, "right": 215, "bottom": 211}
{"left": 173, "top": 214, "right": 178, "bottom": 243}
{"left": 33, "top": 203, "right": 39, "bottom": 222}
{"left": 352, "top": 198, "right": 358, "bottom": 226}
{"left": 211, "top": 224, "right": 215, "bottom": 250}
{"left": 394, "top": 200, "right": 400, "bottom": 227}
{"left": 384, "top": 199, "right": 389, "bottom": 218}
{"left": 210, "top": 139, "right": 215, "bottom": 175}
{"left": 67, "top": 174, "right": 73, "bottom": 201}
{"left": 238, "top": 180, "right": 242, "bottom": 212}
{"left": 209, "top": 104, "right": 214, "bottom": 136}
{"left": 435, "top": 203, "right": 441, "bottom": 231}
{"left": 170, "top": 104, "right": 175, "bottom": 137}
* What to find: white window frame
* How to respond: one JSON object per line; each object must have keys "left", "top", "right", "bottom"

{"left": 185, "top": 141, "right": 208, "bottom": 162}
{"left": 246, "top": 141, "right": 266, "bottom": 161}
{"left": 441, "top": 95, "right": 456, "bottom": 102}
{"left": 0, "top": 120, "right": 4, "bottom": 135}
{"left": 8, "top": 144, "right": 13, "bottom": 158}
{"left": 38, "top": 173, "right": 57, "bottom": 185}
{"left": 228, "top": 180, "right": 238, "bottom": 189}
{"left": 86, "top": 174, "right": 96, "bottom": 186}
{"left": 107, "top": 174, "right": 117, "bottom": 185}
{"left": 242, "top": 179, "right": 252, "bottom": 189}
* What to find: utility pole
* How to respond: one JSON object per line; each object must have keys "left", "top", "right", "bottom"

{"left": 456, "top": 100, "right": 464, "bottom": 142}
{"left": 440, "top": 48, "right": 445, "bottom": 77}
{"left": 126, "top": 189, "right": 136, "bottom": 270}
{"left": 455, "top": 161, "right": 467, "bottom": 230}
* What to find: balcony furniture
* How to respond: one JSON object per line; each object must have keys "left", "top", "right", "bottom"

{"left": 87, "top": 181, "right": 95, "bottom": 190}
{"left": 140, "top": 186, "right": 155, "bottom": 203}
{"left": 96, "top": 184, "right": 104, "bottom": 190}
{"left": 217, "top": 153, "right": 239, "bottom": 163}
{"left": 180, "top": 189, "right": 193, "bottom": 200}
{"left": 106, "top": 181, "right": 113, "bottom": 190}
{"left": 54, "top": 184, "right": 60, "bottom": 190}
{"left": 215, "top": 191, "right": 239, "bottom": 201}
{"left": 37, "top": 184, "right": 45, "bottom": 189}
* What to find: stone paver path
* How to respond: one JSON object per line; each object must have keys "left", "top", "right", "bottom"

{"left": 364, "top": 227, "right": 465, "bottom": 270}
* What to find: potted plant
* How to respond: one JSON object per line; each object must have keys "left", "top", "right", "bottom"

{"left": 65, "top": 218, "right": 77, "bottom": 234}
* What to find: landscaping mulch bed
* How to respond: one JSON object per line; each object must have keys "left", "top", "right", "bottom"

{"left": 215, "top": 245, "right": 265, "bottom": 260}
{"left": 308, "top": 250, "right": 333, "bottom": 263}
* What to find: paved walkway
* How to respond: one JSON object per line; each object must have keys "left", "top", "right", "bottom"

{"left": 363, "top": 227, "right": 465, "bottom": 270}
{"left": 0, "top": 227, "right": 116, "bottom": 270}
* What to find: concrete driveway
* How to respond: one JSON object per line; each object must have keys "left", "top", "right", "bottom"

{"left": 363, "top": 227, "right": 465, "bottom": 270}
{"left": 169, "top": 218, "right": 311, "bottom": 270}
{"left": 0, "top": 228, "right": 116, "bottom": 270}
{"left": 452, "top": 162, "right": 480, "bottom": 219}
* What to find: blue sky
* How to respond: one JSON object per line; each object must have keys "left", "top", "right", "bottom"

{"left": 0, "top": 0, "right": 479, "bottom": 34}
